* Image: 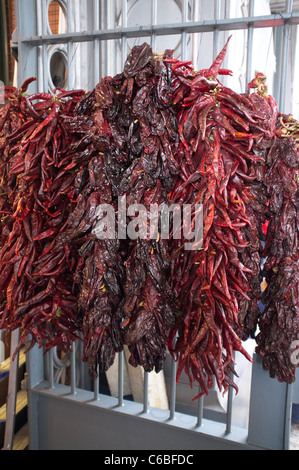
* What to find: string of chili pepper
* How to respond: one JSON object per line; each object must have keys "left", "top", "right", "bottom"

{"left": 254, "top": 115, "right": 299, "bottom": 383}
{"left": 238, "top": 75, "right": 299, "bottom": 384}
{"left": 164, "top": 38, "right": 271, "bottom": 397}
{"left": 1, "top": 40, "right": 298, "bottom": 393}
{"left": 89, "top": 44, "right": 179, "bottom": 376}
{"left": 57, "top": 105, "right": 126, "bottom": 377}
{"left": 51, "top": 44, "right": 179, "bottom": 379}
{"left": 0, "top": 80, "right": 90, "bottom": 356}
{"left": 233, "top": 75, "right": 278, "bottom": 340}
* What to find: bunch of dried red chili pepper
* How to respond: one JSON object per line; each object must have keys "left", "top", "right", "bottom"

{"left": 0, "top": 78, "right": 94, "bottom": 355}
{"left": 164, "top": 38, "right": 284, "bottom": 396}
{"left": 0, "top": 45, "right": 180, "bottom": 379}
{"left": 0, "top": 40, "right": 298, "bottom": 396}
{"left": 84, "top": 44, "right": 180, "bottom": 377}
{"left": 255, "top": 128, "right": 299, "bottom": 383}
{"left": 163, "top": 38, "right": 254, "bottom": 396}
{"left": 57, "top": 44, "right": 181, "bottom": 378}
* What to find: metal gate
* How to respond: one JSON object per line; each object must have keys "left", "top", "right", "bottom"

{"left": 3, "top": 0, "right": 299, "bottom": 451}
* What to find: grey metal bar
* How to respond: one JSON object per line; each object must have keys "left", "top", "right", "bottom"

{"left": 41, "top": 0, "right": 48, "bottom": 92}
{"left": 225, "top": 384, "right": 234, "bottom": 435}
{"left": 93, "top": 367, "right": 99, "bottom": 401}
{"left": 248, "top": 353, "right": 292, "bottom": 449}
{"left": 196, "top": 393, "right": 204, "bottom": 428}
{"left": 225, "top": 358, "right": 236, "bottom": 435}
{"left": 77, "top": 336, "right": 85, "bottom": 390}
{"left": 100, "top": 0, "right": 109, "bottom": 80}
{"left": 3, "top": 329, "right": 20, "bottom": 451}
{"left": 35, "top": 0, "right": 43, "bottom": 92}
{"left": 47, "top": 348, "right": 54, "bottom": 390}
{"left": 0, "top": 330, "right": 4, "bottom": 363}
{"left": 284, "top": 383, "right": 293, "bottom": 449}
{"left": 19, "top": 12, "right": 299, "bottom": 46}
{"left": 118, "top": 351, "right": 124, "bottom": 407}
{"left": 66, "top": 0, "right": 73, "bottom": 35}
{"left": 41, "top": 0, "right": 48, "bottom": 36}
{"left": 70, "top": 344, "right": 76, "bottom": 395}
{"left": 181, "top": 0, "right": 188, "bottom": 60}
{"left": 286, "top": 0, "right": 294, "bottom": 13}
{"left": 93, "top": 0, "right": 100, "bottom": 86}
{"left": 121, "top": 0, "right": 128, "bottom": 67}
{"left": 246, "top": 0, "right": 255, "bottom": 89}
{"left": 151, "top": 0, "right": 157, "bottom": 52}
{"left": 273, "top": 26, "right": 283, "bottom": 108}
{"left": 169, "top": 358, "right": 177, "bottom": 420}
{"left": 213, "top": 0, "right": 221, "bottom": 58}
{"left": 143, "top": 371, "right": 149, "bottom": 414}
{"left": 279, "top": 0, "right": 293, "bottom": 113}
{"left": 67, "top": 0, "right": 73, "bottom": 90}
{"left": 35, "top": 0, "right": 42, "bottom": 34}
{"left": 15, "top": 0, "right": 38, "bottom": 91}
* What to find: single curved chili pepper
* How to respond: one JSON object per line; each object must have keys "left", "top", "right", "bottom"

{"left": 56, "top": 89, "right": 86, "bottom": 100}
{"left": 0, "top": 103, "right": 12, "bottom": 133}
{"left": 220, "top": 104, "right": 250, "bottom": 131}
{"left": 19, "top": 77, "right": 37, "bottom": 93}
{"left": 216, "top": 91, "right": 258, "bottom": 123}
{"left": 23, "top": 96, "right": 41, "bottom": 120}
{"left": 206, "top": 35, "right": 232, "bottom": 78}
{"left": 25, "top": 102, "right": 60, "bottom": 143}
{"left": 29, "top": 92, "right": 53, "bottom": 102}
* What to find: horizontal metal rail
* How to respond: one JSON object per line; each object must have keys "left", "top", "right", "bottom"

{"left": 45, "top": 344, "right": 236, "bottom": 434}
{"left": 24, "top": 343, "right": 292, "bottom": 450}
{"left": 18, "top": 12, "right": 299, "bottom": 46}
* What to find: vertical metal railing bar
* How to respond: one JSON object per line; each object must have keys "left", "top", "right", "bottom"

{"left": 213, "top": 0, "right": 221, "bottom": 58}
{"left": 35, "top": 0, "right": 43, "bottom": 92}
{"left": 225, "top": 383, "right": 233, "bottom": 435}
{"left": 286, "top": 0, "right": 294, "bottom": 14}
{"left": 283, "top": 383, "right": 292, "bottom": 449}
{"left": 169, "top": 357, "right": 177, "bottom": 420}
{"left": 41, "top": 0, "right": 48, "bottom": 92}
{"left": 196, "top": 393, "right": 204, "bottom": 428}
{"left": 3, "top": 329, "right": 20, "bottom": 451}
{"left": 225, "top": 356, "right": 236, "bottom": 435}
{"left": 93, "top": 367, "right": 100, "bottom": 401}
{"left": 151, "top": 0, "right": 157, "bottom": 52}
{"left": 47, "top": 349, "right": 54, "bottom": 390}
{"left": 279, "top": 0, "right": 293, "bottom": 113}
{"left": 93, "top": 0, "right": 100, "bottom": 87}
{"left": 77, "top": 335, "right": 85, "bottom": 389}
{"left": 245, "top": 0, "right": 255, "bottom": 92}
{"left": 195, "top": 386, "right": 204, "bottom": 428}
{"left": 104, "top": 0, "right": 110, "bottom": 79}
{"left": 66, "top": 0, "right": 73, "bottom": 90}
{"left": 191, "top": 0, "right": 200, "bottom": 69}
{"left": 181, "top": 0, "right": 188, "bottom": 60}
{"left": 121, "top": 0, "right": 128, "bottom": 67}
{"left": 70, "top": 343, "right": 77, "bottom": 394}
{"left": 143, "top": 371, "right": 149, "bottom": 414}
{"left": 273, "top": 26, "right": 283, "bottom": 108}
{"left": 118, "top": 351, "right": 124, "bottom": 407}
